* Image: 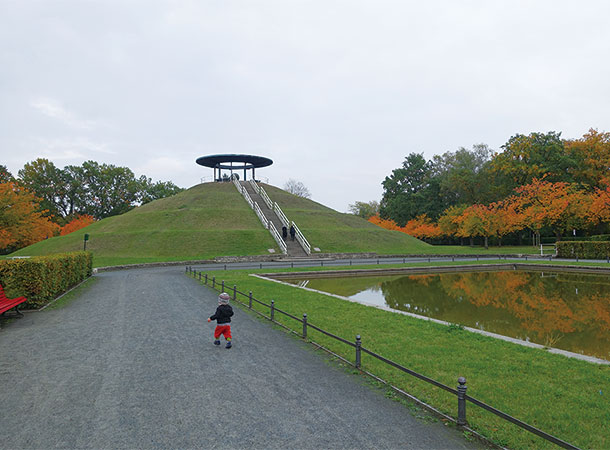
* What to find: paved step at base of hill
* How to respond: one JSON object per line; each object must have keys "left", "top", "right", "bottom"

{"left": 242, "top": 181, "right": 307, "bottom": 257}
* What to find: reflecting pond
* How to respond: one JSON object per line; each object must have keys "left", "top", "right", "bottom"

{"left": 282, "top": 271, "right": 610, "bottom": 361}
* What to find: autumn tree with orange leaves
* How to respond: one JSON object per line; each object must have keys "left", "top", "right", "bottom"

{"left": 512, "top": 179, "right": 593, "bottom": 244}
{"left": 60, "top": 215, "right": 96, "bottom": 236}
{"left": 0, "top": 182, "right": 59, "bottom": 252}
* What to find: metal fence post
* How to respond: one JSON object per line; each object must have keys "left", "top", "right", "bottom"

{"left": 224, "top": 264, "right": 227, "bottom": 270}
{"left": 260, "top": 263, "right": 262, "bottom": 269}
{"left": 199, "top": 272, "right": 201, "bottom": 281}
{"left": 355, "top": 335, "right": 362, "bottom": 368}
{"left": 221, "top": 280, "right": 225, "bottom": 292}
{"left": 291, "top": 262, "right": 294, "bottom": 268}
{"left": 248, "top": 291, "right": 252, "bottom": 308}
{"left": 350, "top": 260, "right": 352, "bottom": 266}
{"left": 270, "top": 300, "right": 275, "bottom": 321}
{"left": 302, "top": 313, "right": 308, "bottom": 339}
{"left": 233, "top": 285, "right": 237, "bottom": 300}
{"left": 205, "top": 274, "right": 208, "bottom": 284}
{"left": 185, "top": 266, "right": 188, "bottom": 273}
{"left": 457, "top": 377, "right": 467, "bottom": 426}
{"left": 212, "top": 277, "right": 215, "bottom": 288}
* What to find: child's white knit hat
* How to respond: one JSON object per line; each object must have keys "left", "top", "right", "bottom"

{"left": 218, "top": 292, "right": 230, "bottom": 305}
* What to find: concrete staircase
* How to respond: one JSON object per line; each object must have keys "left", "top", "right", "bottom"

{"left": 242, "top": 182, "right": 308, "bottom": 257}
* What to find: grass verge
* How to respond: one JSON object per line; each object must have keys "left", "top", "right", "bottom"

{"left": 45, "top": 276, "right": 98, "bottom": 310}
{"left": 188, "top": 261, "right": 609, "bottom": 450}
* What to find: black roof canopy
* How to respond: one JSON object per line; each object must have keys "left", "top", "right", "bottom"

{"left": 196, "top": 154, "right": 273, "bottom": 181}
{"left": 196, "top": 154, "right": 273, "bottom": 170}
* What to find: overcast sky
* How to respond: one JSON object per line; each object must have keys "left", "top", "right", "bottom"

{"left": 1, "top": 1, "right": 609, "bottom": 212}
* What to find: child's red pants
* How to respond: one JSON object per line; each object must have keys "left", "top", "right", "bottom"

{"left": 214, "top": 325, "right": 232, "bottom": 340}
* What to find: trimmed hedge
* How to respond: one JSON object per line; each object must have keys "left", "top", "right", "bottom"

{"left": 556, "top": 241, "right": 610, "bottom": 259}
{"left": 0, "top": 252, "right": 92, "bottom": 309}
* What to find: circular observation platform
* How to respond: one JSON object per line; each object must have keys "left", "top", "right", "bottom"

{"left": 196, "top": 154, "right": 273, "bottom": 181}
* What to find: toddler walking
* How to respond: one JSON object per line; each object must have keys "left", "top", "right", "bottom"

{"left": 208, "top": 292, "right": 234, "bottom": 348}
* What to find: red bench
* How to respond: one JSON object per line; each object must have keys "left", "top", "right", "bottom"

{"left": 0, "top": 284, "right": 27, "bottom": 318}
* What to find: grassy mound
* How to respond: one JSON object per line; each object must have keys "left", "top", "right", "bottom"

{"left": 11, "top": 181, "right": 490, "bottom": 267}
{"left": 10, "top": 183, "right": 277, "bottom": 267}
{"left": 263, "top": 184, "right": 432, "bottom": 254}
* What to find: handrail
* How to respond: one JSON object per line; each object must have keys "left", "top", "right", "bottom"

{"left": 244, "top": 179, "right": 312, "bottom": 255}
{"left": 273, "top": 202, "right": 289, "bottom": 228}
{"left": 242, "top": 189, "right": 254, "bottom": 208}
{"left": 232, "top": 176, "right": 242, "bottom": 192}
{"left": 188, "top": 268, "right": 582, "bottom": 450}
{"left": 292, "top": 221, "right": 311, "bottom": 255}
{"left": 269, "top": 221, "right": 287, "bottom": 254}
{"left": 253, "top": 202, "right": 269, "bottom": 229}
{"left": 258, "top": 184, "right": 274, "bottom": 210}
{"left": 249, "top": 179, "right": 260, "bottom": 194}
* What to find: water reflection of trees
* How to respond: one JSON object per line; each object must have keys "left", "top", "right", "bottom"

{"left": 381, "top": 271, "right": 610, "bottom": 357}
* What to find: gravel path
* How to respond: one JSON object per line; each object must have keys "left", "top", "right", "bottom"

{"left": 0, "top": 267, "right": 483, "bottom": 449}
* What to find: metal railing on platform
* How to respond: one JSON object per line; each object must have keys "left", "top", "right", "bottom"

{"left": 186, "top": 266, "right": 581, "bottom": 450}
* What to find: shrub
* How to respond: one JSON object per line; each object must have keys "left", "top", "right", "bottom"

{"left": 556, "top": 241, "right": 610, "bottom": 259}
{"left": 0, "top": 252, "right": 92, "bottom": 309}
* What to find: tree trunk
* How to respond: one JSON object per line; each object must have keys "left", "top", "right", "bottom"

{"left": 555, "top": 230, "right": 562, "bottom": 242}
{"left": 484, "top": 235, "right": 488, "bottom": 250}
{"left": 470, "top": 236, "right": 474, "bottom": 247}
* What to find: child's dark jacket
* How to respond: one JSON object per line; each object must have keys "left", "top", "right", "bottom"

{"left": 210, "top": 304, "right": 233, "bottom": 325}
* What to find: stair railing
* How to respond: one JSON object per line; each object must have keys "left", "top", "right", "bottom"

{"left": 273, "top": 202, "right": 290, "bottom": 228}
{"left": 269, "top": 222, "right": 288, "bottom": 254}
{"left": 253, "top": 202, "right": 269, "bottom": 229}
{"left": 233, "top": 179, "right": 254, "bottom": 208}
{"left": 292, "top": 221, "right": 311, "bottom": 255}
{"left": 249, "top": 179, "right": 260, "bottom": 194}
{"left": 242, "top": 179, "right": 311, "bottom": 255}
{"left": 233, "top": 178, "right": 289, "bottom": 254}
{"left": 257, "top": 183, "right": 274, "bottom": 210}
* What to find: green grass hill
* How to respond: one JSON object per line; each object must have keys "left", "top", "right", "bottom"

{"left": 9, "top": 182, "right": 431, "bottom": 267}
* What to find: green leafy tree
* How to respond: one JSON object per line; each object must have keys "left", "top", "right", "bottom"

{"left": 380, "top": 153, "right": 442, "bottom": 225}
{"left": 432, "top": 144, "right": 497, "bottom": 206}
{"left": 17, "top": 158, "right": 67, "bottom": 219}
{"left": 491, "top": 131, "right": 580, "bottom": 189}
{"left": 137, "top": 176, "right": 184, "bottom": 204}
{"left": 0, "top": 165, "right": 14, "bottom": 183}
{"left": 348, "top": 200, "right": 379, "bottom": 219}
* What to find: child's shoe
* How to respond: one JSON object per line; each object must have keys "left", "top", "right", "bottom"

{"left": 214, "top": 340, "right": 220, "bottom": 346}
{"left": 225, "top": 341, "right": 232, "bottom": 349}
